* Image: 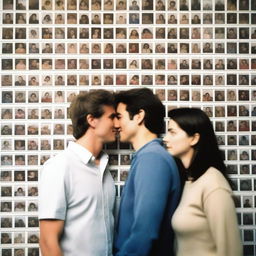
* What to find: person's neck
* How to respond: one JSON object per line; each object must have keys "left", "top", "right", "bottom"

{"left": 180, "top": 149, "right": 195, "bottom": 169}
{"left": 131, "top": 128, "right": 157, "bottom": 151}
{"left": 76, "top": 130, "right": 103, "bottom": 160}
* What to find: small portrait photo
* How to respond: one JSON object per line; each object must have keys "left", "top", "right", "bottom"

{"left": 155, "top": 43, "right": 165, "bottom": 54}
{"left": 54, "top": 108, "right": 65, "bottom": 119}
{"left": 42, "top": 59, "right": 53, "bottom": 69}
{"left": 0, "top": 170, "right": 12, "bottom": 181}
{"left": 167, "top": 89, "right": 177, "bottom": 101}
{"left": 1, "top": 232, "right": 12, "bottom": 244}
{"left": 156, "top": 13, "right": 165, "bottom": 24}
{"left": 3, "top": 0, "right": 14, "bottom": 9}
{"left": 227, "top": 120, "right": 237, "bottom": 131}
{"left": 42, "top": 43, "right": 53, "bottom": 53}
{"left": 42, "top": 0, "right": 52, "bottom": 9}
{"left": 14, "top": 124, "right": 25, "bottom": 135}
{"left": 239, "top": 120, "right": 249, "bottom": 131}
{"left": 15, "top": 91, "right": 26, "bottom": 103}
{"left": 155, "top": 74, "right": 166, "bottom": 85}
{"left": 155, "top": 89, "right": 165, "bottom": 101}
{"left": 215, "top": 106, "right": 225, "bottom": 117}
{"left": 216, "top": 135, "right": 225, "bottom": 145}
{"left": 142, "top": 75, "right": 153, "bottom": 85}
{"left": 168, "top": 13, "right": 177, "bottom": 24}
{"left": 55, "top": 0, "right": 65, "bottom": 10}
{"left": 215, "top": 75, "right": 224, "bottom": 86}
{"left": 28, "top": 75, "right": 39, "bottom": 86}
{"left": 79, "top": 75, "right": 89, "bottom": 85}
{"left": 202, "top": 90, "right": 213, "bottom": 101}
{"left": 1, "top": 108, "right": 12, "bottom": 119}
{"left": 29, "top": 59, "right": 39, "bottom": 70}
{"left": 227, "top": 149, "right": 237, "bottom": 161}
{"left": 203, "top": 42, "right": 213, "bottom": 53}
{"left": 42, "top": 28, "right": 53, "bottom": 39}
{"left": 2, "top": 43, "right": 13, "bottom": 54}
{"left": 240, "top": 179, "right": 252, "bottom": 191}
{"left": 28, "top": 232, "right": 39, "bottom": 243}
{"left": 238, "top": 90, "right": 249, "bottom": 101}
{"left": 142, "top": 13, "right": 153, "bottom": 24}
{"left": 91, "top": 0, "right": 102, "bottom": 10}
{"left": 41, "top": 91, "right": 53, "bottom": 103}
{"left": 14, "top": 232, "right": 25, "bottom": 244}
{"left": 15, "top": 59, "right": 26, "bottom": 70}
{"left": 180, "top": 75, "right": 189, "bottom": 85}
{"left": 2, "top": 91, "right": 13, "bottom": 103}
{"left": 16, "top": 13, "right": 26, "bottom": 24}
{"left": 141, "top": 43, "right": 153, "bottom": 53}
{"left": 110, "top": 169, "right": 118, "bottom": 181}
{"left": 28, "top": 91, "right": 39, "bottom": 103}
{"left": 129, "top": 28, "right": 140, "bottom": 39}
{"left": 180, "top": 90, "right": 189, "bottom": 101}
{"left": 1, "top": 217, "right": 12, "bottom": 228}
{"left": 28, "top": 13, "right": 39, "bottom": 24}
{"left": 116, "top": 28, "right": 127, "bottom": 39}
{"left": 239, "top": 105, "right": 249, "bottom": 116}
{"left": 3, "top": 13, "right": 13, "bottom": 24}
{"left": 41, "top": 123, "right": 52, "bottom": 135}
{"left": 192, "top": 43, "right": 201, "bottom": 53}
{"left": 15, "top": 155, "right": 25, "bottom": 166}
{"left": 68, "top": 59, "right": 77, "bottom": 69}
{"left": 15, "top": 140, "right": 25, "bottom": 150}
{"left": 191, "top": 90, "right": 201, "bottom": 101}
{"left": 167, "top": 59, "right": 177, "bottom": 69}
{"left": 239, "top": 13, "right": 249, "bottom": 24}
{"left": 129, "top": 59, "right": 139, "bottom": 69}
{"left": 116, "top": 74, "right": 127, "bottom": 85}
{"left": 104, "top": 0, "right": 114, "bottom": 10}
{"left": 180, "top": 59, "right": 189, "bottom": 69}
{"left": 42, "top": 75, "right": 52, "bottom": 86}
{"left": 67, "top": 28, "right": 77, "bottom": 39}
{"left": 91, "top": 43, "right": 101, "bottom": 53}
{"left": 215, "top": 13, "right": 225, "bottom": 24}
{"left": 29, "top": 28, "right": 39, "bottom": 39}
{"left": 15, "top": 216, "right": 25, "bottom": 228}
{"left": 180, "top": 13, "right": 189, "bottom": 24}
{"left": 116, "top": 13, "right": 127, "bottom": 24}
{"left": 203, "top": 0, "right": 212, "bottom": 10}
{"left": 141, "top": 28, "right": 153, "bottom": 39}
{"left": 28, "top": 139, "right": 38, "bottom": 150}
{"left": 215, "top": 27, "right": 225, "bottom": 39}
{"left": 1, "top": 74, "right": 12, "bottom": 86}
{"left": 215, "top": 121, "right": 225, "bottom": 132}
{"left": 41, "top": 139, "right": 51, "bottom": 150}
{"left": 215, "top": 90, "right": 225, "bottom": 101}
{"left": 55, "top": 13, "right": 65, "bottom": 24}
{"left": 103, "top": 13, "right": 113, "bottom": 24}
{"left": 109, "top": 154, "right": 118, "bottom": 165}
{"left": 141, "top": 59, "right": 153, "bottom": 69}
{"left": 14, "top": 201, "right": 25, "bottom": 212}
{"left": 28, "top": 201, "right": 38, "bottom": 211}
{"left": 168, "top": 75, "right": 177, "bottom": 85}
{"left": 54, "top": 123, "right": 65, "bottom": 135}
{"left": 129, "top": 43, "right": 139, "bottom": 53}
{"left": 14, "top": 186, "right": 25, "bottom": 197}
{"left": 67, "top": 0, "right": 77, "bottom": 10}
{"left": 155, "top": 59, "right": 165, "bottom": 69}
{"left": 15, "top": 108, "right": 26, "bottom": 119}
{"left": 180, "top": 43, "right": 189, "bottom": 53}
{"left": 104, "top": 28, "right": 113, "bottom": 39}
{"left": 53, "top": 139, "right": 65, "bottom": 150}
{"left": 55, "top": 59, "right": 66, "bottom": 70}
{"left": 27, "top": 124, "right": 39, "bottom": 135}
{"left": 1, "top": 186, "right": 12, "bottom": 196}
{"left": 203, "top": 13, "right": 212, "bottom": 24}
{"left": 3, "top": 28, "right": 13, "bottom": 39}
{"left": 116, "top": 59, "right": 126, "bottom": 69}
{"left": 28, "top": 216, "right": 39, "bottom": 227}
{"left": 203, "top": 107, "right": 213, "bottom": 117}
{"left": 67, "top": 13, "right": 77, "bottom": 24}
{"left": 120, "top": 170, "right": 129, "bottom": 181}
{"left": 29, "top": 43, "right": 39, "bottom": 54}
{"left": 55, "top": 27, "right": 65, "bottom": 39}
{"left": 179, "top": 0, "right": 188, "bottom": 10}
{"left": 1, "top": 201, "right": 12, "bottom": 212}
{"left": 26, "top": 114, "right": 38, "bottom": 124}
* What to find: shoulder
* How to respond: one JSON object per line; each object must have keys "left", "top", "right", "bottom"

{"left": 199, "top": 167, "right": 232, "bottom": 200}
{"left": 42, "top": 149, "right": 72, "bottom": 176}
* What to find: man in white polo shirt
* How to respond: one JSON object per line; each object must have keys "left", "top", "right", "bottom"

{"left": 39, "top": 90, "right": 117, "bottom": 256}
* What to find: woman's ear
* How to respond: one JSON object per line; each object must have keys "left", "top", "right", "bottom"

{"left": 191, "top": 133, "right": 200, "bottom": 146}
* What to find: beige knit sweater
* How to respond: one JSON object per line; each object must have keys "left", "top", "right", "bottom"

{"left": 172, "top": 167, "right": 242, "bottom": 256}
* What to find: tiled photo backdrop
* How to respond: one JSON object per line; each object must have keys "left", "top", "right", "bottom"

{"left": 0, "top": 0, "right": 256, "bottom": 255}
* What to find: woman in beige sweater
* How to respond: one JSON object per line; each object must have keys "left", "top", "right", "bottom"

{"left": 163, "top": 108, "right": 242, "bottom": 256}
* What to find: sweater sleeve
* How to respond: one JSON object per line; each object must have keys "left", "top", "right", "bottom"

{"left": 116, "top": 152, "right": 174, "bottom": 256}
{"left": 204, "top": 188, "right": 243, "bottom": 256}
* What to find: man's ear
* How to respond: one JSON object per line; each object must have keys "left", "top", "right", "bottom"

{"left": 135, "top": 109, "right": 145, "bottom": 125}
{"left": 86, "top": 114, "right": 97, "bottom": 128}
{"left": 191, "top": 133, "right": 200, "bottom": 146}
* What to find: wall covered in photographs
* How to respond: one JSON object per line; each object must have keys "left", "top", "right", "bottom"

{"left": 0, "top": 0, "right": 256, "bottom": 255}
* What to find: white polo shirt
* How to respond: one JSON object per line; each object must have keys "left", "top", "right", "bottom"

{"left": 39, "top": 141, "right": 115, "bottom": 256}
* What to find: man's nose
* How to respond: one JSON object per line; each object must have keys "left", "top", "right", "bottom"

{"left": 113, "top": 118, "right": 120, "bottom": 129}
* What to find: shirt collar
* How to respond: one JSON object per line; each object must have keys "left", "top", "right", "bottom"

{"left": 68, "top": 141, "right": 95, "bottom": 165}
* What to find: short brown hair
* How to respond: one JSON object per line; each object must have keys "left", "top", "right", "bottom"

{"left": 70, "top": 90, "right": 114, "bottom": 139}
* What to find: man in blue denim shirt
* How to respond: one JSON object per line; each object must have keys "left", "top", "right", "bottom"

{"left": 114, "top": 88, "right": 181, "bottom": 256}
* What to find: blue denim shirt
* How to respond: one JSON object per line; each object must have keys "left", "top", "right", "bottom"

{"left": 114, "top": 139, "right": 181, "bottom": 256}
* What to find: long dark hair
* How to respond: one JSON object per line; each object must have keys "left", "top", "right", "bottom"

{"left": 168, "top": 108, "right": 228, "bottom": 182}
